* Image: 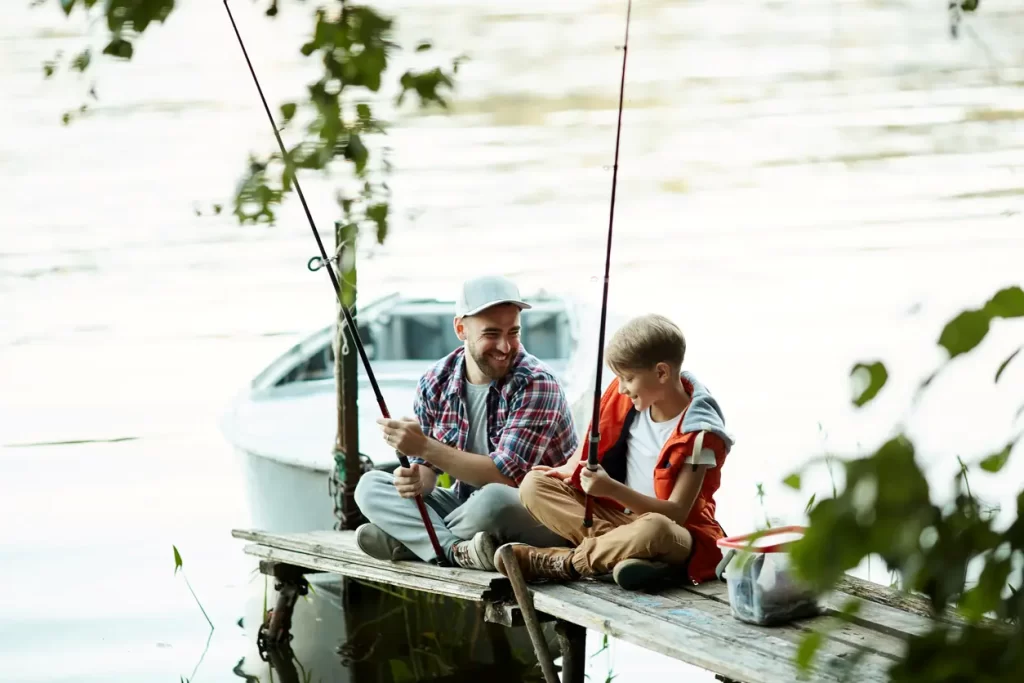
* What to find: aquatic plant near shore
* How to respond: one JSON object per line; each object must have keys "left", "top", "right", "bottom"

{"left": 173, "top": 545, "right": 214, "bottom": 632}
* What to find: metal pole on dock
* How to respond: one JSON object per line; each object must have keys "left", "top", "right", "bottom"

{"left": 333, "top": 220, "right": 364, "bottom": 530}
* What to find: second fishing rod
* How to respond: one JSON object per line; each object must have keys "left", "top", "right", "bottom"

{"left": 221, "top": 0, "right": 447, "bottom": 564}
{"left": 583, "top": 0, "right": 632, "bottom": 529}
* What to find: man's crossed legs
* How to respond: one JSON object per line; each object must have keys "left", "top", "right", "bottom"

{"left": 353, "top": 469, "right": 570, "bottom": 570}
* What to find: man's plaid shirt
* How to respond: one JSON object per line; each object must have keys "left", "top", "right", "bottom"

{"left": 410, "top": 346, "right": 578, "bottom": 501}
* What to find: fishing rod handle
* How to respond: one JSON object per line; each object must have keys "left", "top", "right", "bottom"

{"left": 583, "top": 496, "right": 595, "bottom": 528}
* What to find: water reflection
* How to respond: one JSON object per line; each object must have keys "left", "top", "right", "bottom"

{"left": 235, "top": 575, "right": 549, "bottom": 683}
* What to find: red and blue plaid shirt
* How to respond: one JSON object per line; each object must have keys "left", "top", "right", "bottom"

{"left": 410, "top": 346, "right": 578, "bottom": 501}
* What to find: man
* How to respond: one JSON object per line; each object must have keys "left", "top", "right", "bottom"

{"left": 353, "top": 274, "right": 578, "bottom": 570}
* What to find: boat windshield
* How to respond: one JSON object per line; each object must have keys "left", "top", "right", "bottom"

{"left": 275, "top": 303, "right": 572, "bottom": 385}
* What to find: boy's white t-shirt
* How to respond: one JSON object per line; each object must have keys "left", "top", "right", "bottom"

{"left": 624, "top": 407, "right": 718, "bottom": 498}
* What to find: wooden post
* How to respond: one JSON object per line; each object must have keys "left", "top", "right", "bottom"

{"left": 257, "top": 563, "right": 309, "bottom": 649}
{"left": 496, "top": 546, "right": 560, "bottom": 683}
{"left": 334, "top": 220, "right": 364, "bottom": 530}
{"left": 555, "top": 620, "right": 586, "bottom": 683}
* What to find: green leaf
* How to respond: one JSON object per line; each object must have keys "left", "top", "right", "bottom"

{"left": 60, "top": 0, "right": 76, "bottom": 16}
{"left": 804, "top": 493, "right": 817, "bottom": 514}
{"left": 397, "top": 68, "right": 454, "bottom": 109}
{"left": 995, "top": 346, "right": 1021, "bottom": 383}
{"left": 795, "top": 630, "right": 822, "bottom": 671}
{"left": 344, "top": 133, "right": 368, "bottom": 174}
{"left": 939, "top": 308, "right": 991, "bottom": 358}
{"left": 102, "top": 38, "right": 134, "bottom": 60}
{"left": 173, "top": 545, "right": 183, "bottom": 575}
{"left": 415, "top": 40, "right": 432, "bottom": 51}
{"left": 979, "top": 444, "right": 1012, "bottom": 473}
{"left": 850, "top": 361, "right": 888, "bottom": 407}
{"left": 784, "top": 473, "right": 802, "bottom": 490}
{"left": 958, "top": 556, "right": 1012, "bottom": 621}
{"left": 388, "top": 659, "right": 414, "bottom": 683}
{"left": 367, "top": 202, "right": 389, "bottom": 244}
{"left": 985, "top": 286, "right": 1024, "bottom": 318}
{"left": 43, "top": 61, "right": 56, "bottom": 78}
{"left": 61, "top": 111, "right": 72, "bottom": 125}
{"left": 939, "top": 287, "right": 1024, "bottom": 360}
{"left": 71, "top": 48, "right": 91, "bottom": 73}
{"left": 279, "top": 102, "right": 297, "bottom": 123}
{"left": 300, "top": 42, "right": 316, "bottom": 57}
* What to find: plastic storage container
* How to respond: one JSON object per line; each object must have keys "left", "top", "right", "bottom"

{"left": 716, "top": 526, "right": 821, "bottom": 626}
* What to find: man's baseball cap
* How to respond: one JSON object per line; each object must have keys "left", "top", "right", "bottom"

{"left": 455, "top": 275, "right": 533, "bottom": 317}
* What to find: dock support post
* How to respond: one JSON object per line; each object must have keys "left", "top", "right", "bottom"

{"left": 258, "top": 564, "right": 309, "bottom": 649}
{"left": 555, "top": 620, "right": 586, "bottom": 683}
{"left": 331, "top": 219, "right": 365, "bottom": 531}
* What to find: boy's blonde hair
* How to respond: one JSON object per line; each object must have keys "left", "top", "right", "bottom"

{"left": 606, "top": 314, "right": 686, "bottom": 373}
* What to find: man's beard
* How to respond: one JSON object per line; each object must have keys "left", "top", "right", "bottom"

{"left": 468, "top": 343, "right": 513, "bottom": 380}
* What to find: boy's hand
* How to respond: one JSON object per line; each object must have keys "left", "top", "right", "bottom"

{"left": 393, "top": 464, "right": 426, "bottom": 499}
{"left": 532, "top": 464, "right": 573, "bottom": 480}
{"left": 579, "top": 465, "right": 616, "bottom": 498}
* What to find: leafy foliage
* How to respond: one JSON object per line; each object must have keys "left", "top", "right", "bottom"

{"left": 40, "top": 0, "right": 463, "bottom": 239}
{"left": 787, "top": 280, "right": 1023, "bottom": 680}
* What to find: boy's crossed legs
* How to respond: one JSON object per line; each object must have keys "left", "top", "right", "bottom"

{"left": 494, "top": 470, "right": 693, "bottom": 589}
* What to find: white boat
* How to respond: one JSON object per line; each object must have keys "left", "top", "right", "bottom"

{"left": 220, "top": 289, "right": 619, "bottom": 533}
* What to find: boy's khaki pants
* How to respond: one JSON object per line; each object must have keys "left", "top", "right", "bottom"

{"left": 519, "top": 470, "right": 693, "bottom": 576}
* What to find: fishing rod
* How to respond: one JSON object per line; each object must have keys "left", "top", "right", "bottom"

{"left": 584, "top": 0, "right": 632, "bottom": 529}
{"left": 221, "top": 0, "right": 447, "bottom": 564}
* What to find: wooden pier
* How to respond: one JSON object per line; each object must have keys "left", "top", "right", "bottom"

{"left": 233, "top": 528, "right": 956, "bottom": 683}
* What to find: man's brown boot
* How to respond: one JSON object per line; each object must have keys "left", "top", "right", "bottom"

{"left": 493, "top": 543, "right": 577, "bottom": 582}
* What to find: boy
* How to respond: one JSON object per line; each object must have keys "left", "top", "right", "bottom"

{"left": 493, "top": 314, "right": 733, "bottom": 590}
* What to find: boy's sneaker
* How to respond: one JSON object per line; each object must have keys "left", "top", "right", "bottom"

{"left": 450, "top": 531, "right": 498, "bottom": 571}
{"left": 612, "top": 559, "right": 678, "bottom": 592}
{"left": 355, "top": 523, "right": 416, "bottom": 562}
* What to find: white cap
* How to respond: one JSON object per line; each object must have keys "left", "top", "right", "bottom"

{"left": 455, "top": 275, "right": 532, "bottom": 317}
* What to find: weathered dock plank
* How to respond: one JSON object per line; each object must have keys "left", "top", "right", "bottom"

{"left": 686, "top": 576, "right": 935, "bottom": 640}
{"left": 233, "top": 528, "right": 943, "bottom": 683}
{"left": 661, "top": 583, "right": 906, "bottom": 661}
{"left": 553, "top": 581, "right": 896, "bottom": 683}
{"left": 532, "top": 582, "right": 893, "bottom": 683}
{"left": 232, "top": 528, "right": 508, "bottom": 601}
{"left": 243, "top": 543, "right": 493, "bottom": 602}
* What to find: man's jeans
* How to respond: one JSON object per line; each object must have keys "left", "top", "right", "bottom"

{"left": 353, "top": 470, "right": 570, "bottom": 563}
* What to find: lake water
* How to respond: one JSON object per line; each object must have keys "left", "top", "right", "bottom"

{"left": 2, "top": 0, "right": 1023, "bottom": 681}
